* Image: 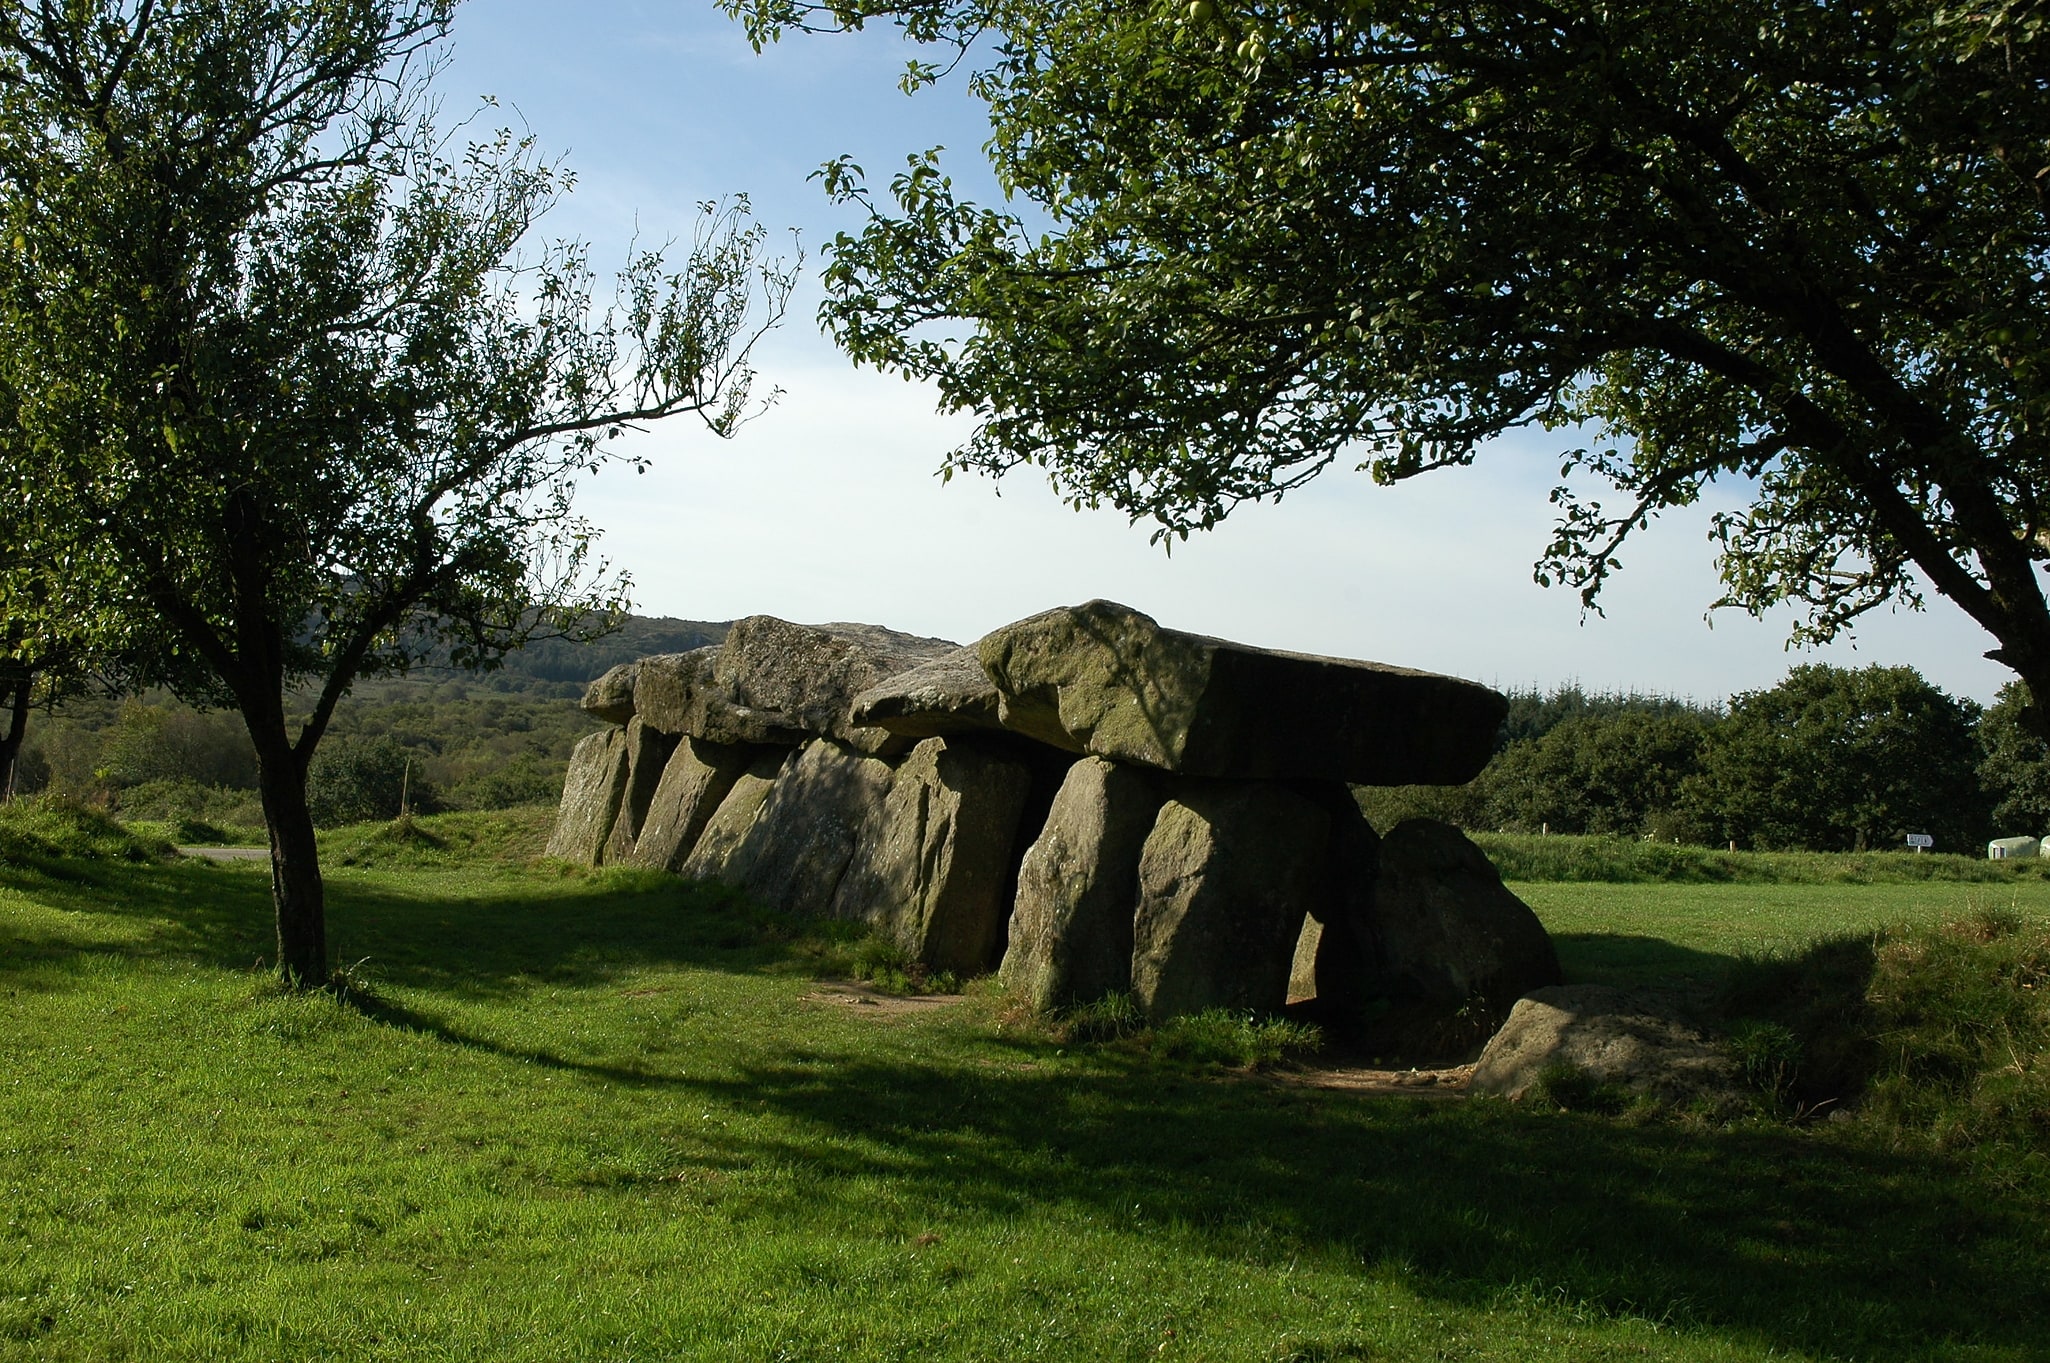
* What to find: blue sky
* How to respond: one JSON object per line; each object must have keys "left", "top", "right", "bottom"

{"left": 438, "top": 0, "right": 2012, "bottom": 704}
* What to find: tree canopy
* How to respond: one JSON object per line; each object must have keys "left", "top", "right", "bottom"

{"left": 0, "top": 0, "right": 794, "bottom": 983}
{"left": 730, "top": 0, "right": 2050, "bottom": 718}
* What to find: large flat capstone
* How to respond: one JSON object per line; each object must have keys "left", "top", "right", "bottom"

{"left": 848, "top": 645, "right": 1005, "bottom": 738}
{"left": 976, "top": 600, "right": 1504, "bottom": 785}
{"left": 622, "top": 618, "right": 958, "bottom": 753}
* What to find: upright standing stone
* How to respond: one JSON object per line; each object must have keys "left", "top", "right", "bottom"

{"left": 1288, "top": 918, "right": 1322, "bottom": 1005}
{"left": 1131, "top": 781, "right": 1331, "bottom": 1020}
{"left": 604, "top": 719, "right": 680, "bottom": 863}
{"left": 1369, "top": 818, "right": 1562, "bottom": 1009}
{"left": 544, "top": 728, "right": 631, "bottom": 865}
{"left": 716, "top": 739, "right": 897, "bottom": 918}
{"left": 834, "top": 736, "right": 1033, "bottom": 976}
{"left": 629, "top": 735, "right": 754, "bottom": 872}
{"left": 677, "top": 750, "right": 791, "bottom": 882}
{"left": 976, "top": 600, "right": 1506, "bottom": 784}
{"left": 1001, "top": 757, "right": 1161, "bottom": 1010}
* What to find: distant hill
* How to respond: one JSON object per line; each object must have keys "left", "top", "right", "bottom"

{"left": 17, "top": 615, "right": 739, "bottom": 822}
{"left": 496, "top": 616, "right": 731, "bottom": 687}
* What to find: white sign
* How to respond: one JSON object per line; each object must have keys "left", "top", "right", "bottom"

{"left": 1907, "top": 833, "right": 1935, "bottom": 850}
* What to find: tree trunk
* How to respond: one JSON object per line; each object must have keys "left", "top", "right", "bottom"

{"left": 251, "top": 718, "right": 327, "bottom": 988}
{"left": 0, "top": 672, "right": 29, "bottom": 800}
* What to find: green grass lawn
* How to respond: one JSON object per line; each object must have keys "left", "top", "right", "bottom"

{"left": 3, "top": 822, "right": 2049, "bottom": 1360}
{"left": 1517, "top": 878, "right": 2050, "bottom": 985}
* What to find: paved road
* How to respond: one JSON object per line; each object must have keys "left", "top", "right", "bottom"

{"left": 177, "top": 846, "right": 269, "bottom": 862}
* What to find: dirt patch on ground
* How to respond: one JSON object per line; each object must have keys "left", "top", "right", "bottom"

{"left": 800, "top": 981, "right": 967, "bottom": 1017}
{"left": 1274, "top": 1061, "right": 1475, "bottom": 1097}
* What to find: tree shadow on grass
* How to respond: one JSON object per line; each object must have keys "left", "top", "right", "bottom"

{"left": 6, "top": 855, "right": 2048, "bottom": 1358}
{"left": 661, "top": 1050, "right": 2047, "bottom": 1362}
{"left": 0, "top": 856, "right": 799, "bottom": 999}
{"left": 1551, "top": 932, "right": 1740, "bottom": 987}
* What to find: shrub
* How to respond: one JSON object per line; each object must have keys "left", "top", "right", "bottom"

{"left": 443, "top": 754, "right": 563, "bottom": 811}
{"left": 113, "top": 778, "right": 266, "bottom": 837}
{"left": 96, "top": 701, "right": 258, "bottom": 790}
{"left": 306, "top": 737, "right": 437, "bottom": 828}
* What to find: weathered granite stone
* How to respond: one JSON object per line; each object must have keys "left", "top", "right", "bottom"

{"left": 976, "top": 600, "right": 1505, "bottom": 784}
{"left": 628, "top": 735, "right": 754, "bottom": 872}
{"left": 676, "top": 750, "right": 790, "bottom": 881}
{"left": 1369, "top": 818, "right": 1562, "bottom": 1008}
{"left": 603, "top": 719, "right": 680, "bottom": 863}
{"left": 1001, "top": 757, "right": 1162, "bottom": 1009}
{"left": 1471, "top": 985, "right": 1742, "bottom": 1107}
{"left": 631, "top": 647, "right": 733, "bottom": 741}
{"left": 544, "top": 728, "right": 631, "bottom": 864}
{"left": 581, "top": 662, "right": 639, "bottom": 725}
{"left": 1131, "top": 781, "right": 1331, "bottom": 1020}
{"left": 1288, "top": 916, "right": 1322, "bottom": 1005}
{"left": 713, "top": 739, "right": 896, "bottom": 918}
{"left": 634, "top": 618, "right": 959, "bottom": 754}
{"left": 834, "top": 736, "right": 1033, "bottom": 976}
{"left": 848, "top": 645, "right": 1005, "bottom": 738}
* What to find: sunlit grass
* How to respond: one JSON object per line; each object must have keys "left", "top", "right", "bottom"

{"left": 0, "top": 816, "right": 2047, "bottom": 1359}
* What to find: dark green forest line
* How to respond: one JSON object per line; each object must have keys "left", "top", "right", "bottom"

{"left": 10, "top": 626, "right": 2047, "bottom": 857}
{"left": 1367, "top": 663, "right": 2047, "bottom": 855}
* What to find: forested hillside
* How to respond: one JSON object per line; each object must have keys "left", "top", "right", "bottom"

{"left": 7, "top": 617, "right": 728, "bottom": 832}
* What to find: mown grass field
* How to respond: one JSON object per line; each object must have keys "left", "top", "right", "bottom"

{"left": 2, "top": 811, "right": 2048, "bottom": 1361}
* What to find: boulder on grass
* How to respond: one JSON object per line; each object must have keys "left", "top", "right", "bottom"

{"left": 676, "top": 750, "right": 791, "bottom": 881}
{"left": 628, "top": 735, "right": 754, "bottom": 872}
{"left": 1470, "top": 985, "right": 1742, "bottom": 1108}
{"left": 1368, "top": 818, "right": 1561, "bottom": 1009}
{"left": 633, "top": 619, "right": 959, "bottom": 753}
{"left": 976, "top": 599, "right": 1505, "bottom": 784}
{"left": 1131, "top": 781, "right": 1331, "bottom": 1020}
{"left": 1002, "top": 756, "right": 1162, "bottom": 1010}
{"left": 713, "top": 739, "right": 896, "bottom": 918}
{"left": 544, "top": 728, "right": 631, "bottom": 864}
{"left": 834, "top": 736, "right": 1033, "bottom": 976}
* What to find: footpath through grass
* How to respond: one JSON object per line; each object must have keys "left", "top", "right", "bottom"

{"left": 2, "top": 810, "right": 2049, "bottom": 1360}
